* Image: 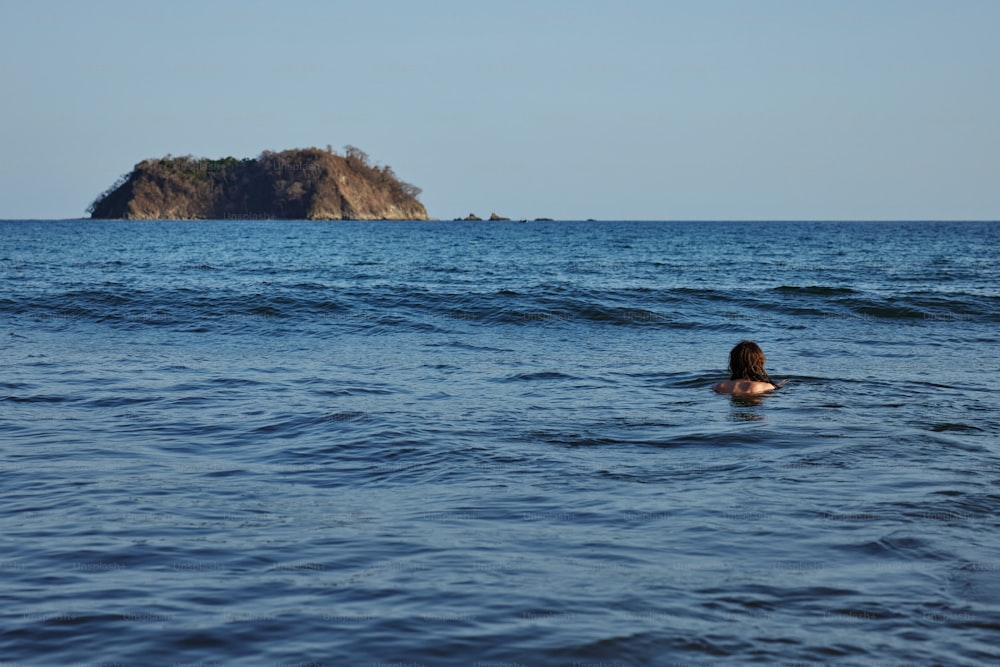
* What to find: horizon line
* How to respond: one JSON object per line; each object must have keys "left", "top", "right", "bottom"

{"left": 1, "top": 217, "right": 998, "bottom": 224}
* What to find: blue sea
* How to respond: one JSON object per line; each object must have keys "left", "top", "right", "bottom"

{"left": 1, "top": 219, "right": 998, "bottom": 666}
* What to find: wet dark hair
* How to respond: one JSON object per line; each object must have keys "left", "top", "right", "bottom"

{"left": 728, "top": 340, "right": 773, "bottom": 384}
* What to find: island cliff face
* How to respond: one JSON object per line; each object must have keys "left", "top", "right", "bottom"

{"left": 88, "top": 147, "right": 428, "bottom": 220}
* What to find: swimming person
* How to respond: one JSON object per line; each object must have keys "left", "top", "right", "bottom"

{"left": 713, "top": 340, "right": 781, "bottom": 396}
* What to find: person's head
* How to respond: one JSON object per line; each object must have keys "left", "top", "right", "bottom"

{"left": 728, "top": 340, "right": 772, "bottom": 383}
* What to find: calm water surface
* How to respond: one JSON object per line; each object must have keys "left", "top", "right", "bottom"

{"left": 1, "top": 220, "right": 999, "bottom": 666}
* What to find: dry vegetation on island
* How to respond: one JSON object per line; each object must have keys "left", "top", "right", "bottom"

{"left": 88, "top": 146, "right": 428, "bottom": 220}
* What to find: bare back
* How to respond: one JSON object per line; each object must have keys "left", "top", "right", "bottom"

{"left": 712, "top": 380, "right": 777, "bottom": 396}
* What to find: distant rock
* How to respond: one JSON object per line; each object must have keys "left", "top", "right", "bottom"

{"left": 489, "top": 212, "right": 511, "bottom": 221}
{"left": 88, "top": 146, "right": 428, "bottom": 221}
{"left": 533, "top": 217, "right": 555, "bottom": 222}
{"left": 454, "top": 213, "right": 482, "bottom": 221}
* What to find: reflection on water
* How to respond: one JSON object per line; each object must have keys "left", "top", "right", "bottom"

{"left": 726, "top": 382, "right": 788, "bottom": 420}
{"left": 728, "top": 396, "right": 766, "bottom": 421}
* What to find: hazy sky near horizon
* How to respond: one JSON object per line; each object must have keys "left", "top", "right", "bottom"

{"left": 2, "top": 0, "right": 998, "bottom": 220}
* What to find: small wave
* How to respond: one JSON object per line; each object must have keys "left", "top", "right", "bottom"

{"left": 82, "top": 395, "right": 161, "bottom": 409}
{"left": 207, "top": 377, "right": 270, "bottom": 388}
{"left": 774, "top": 285, "right": 859, "bottom": 296}
{"left": 424, "top": 340, "right": 516, "bottom": 353}
{"left": 247, "top": 305, "right": 283, "bottom": 318}
{"left": 529, "top": 431, "right": 624, "bottom": 447}
{"left": 669, "top": 374, "right": 723, "bottom": 388}
{"left": 929, "top": 422, "right": 983, "bottom": 433}
{"left": 1, "top": 394, "right": 70, "bottom": 404}
{"left": 840, "top": 534, "right": 951, "bottom": 561}
{"left": 853, "top": 305, "right": 931, "bottom": 319}
{"left": 10, "top": 282, "right": 919, "bottom": 332}
{"left": 314, "top": 386, "right": 396, "bottom": 397}
{"left": 503, "top": 372, "right": 578, "bottom": 382}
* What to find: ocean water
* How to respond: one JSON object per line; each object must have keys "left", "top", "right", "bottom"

{"left": 1, "top": 219, "right": 998, "bottom": 666}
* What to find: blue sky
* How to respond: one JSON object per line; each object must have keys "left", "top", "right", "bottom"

{"left": 1, "top": 0, "right": 998, "bottom": 220}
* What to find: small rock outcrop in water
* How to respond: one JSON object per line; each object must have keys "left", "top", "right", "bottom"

{"left": 489, "top": 212, "right": 511, "bottom": 221}
{"left": 88, "top": 146, "right": 428, "bottom": 220}
{"left": 454, "top": 213, "right": 482, "bottom": 221}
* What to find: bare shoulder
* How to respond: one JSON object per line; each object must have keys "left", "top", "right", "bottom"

{"left": 713, "top": 380, "right": 777, "bottom": 396}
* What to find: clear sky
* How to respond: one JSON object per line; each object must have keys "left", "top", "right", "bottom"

{"left": 2, "top": 0, "right": 998, "bottom": 220}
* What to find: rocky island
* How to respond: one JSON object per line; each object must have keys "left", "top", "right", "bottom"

{"left": 88, "top": 146, "right": 428, "bottom": 220}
